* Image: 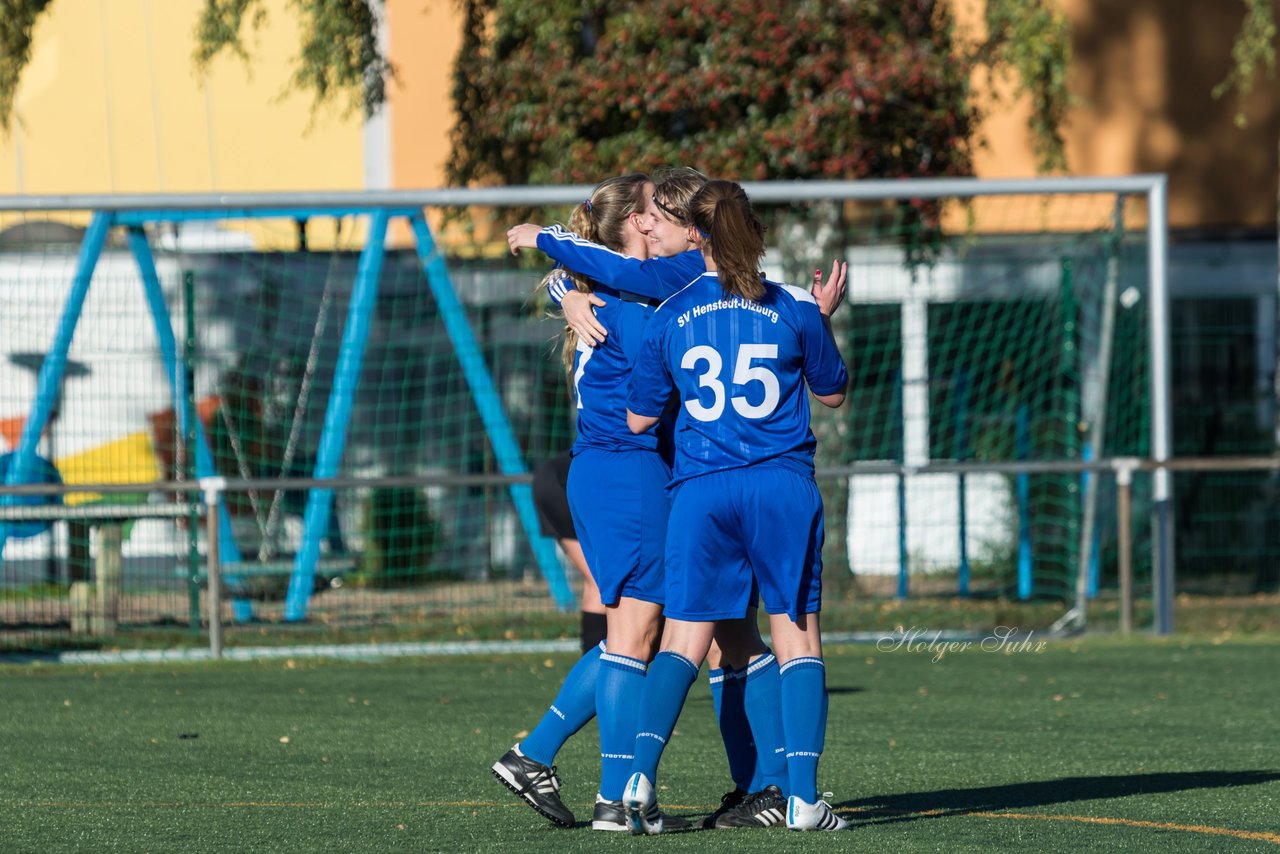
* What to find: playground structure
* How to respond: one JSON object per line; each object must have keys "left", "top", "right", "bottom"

{"left": 0, "top": 190, "right": 613, "bottom": 629}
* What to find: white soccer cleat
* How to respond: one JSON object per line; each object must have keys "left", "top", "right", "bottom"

{"left": 623, "top": 772, "right": 664, "bottom": 835}
{"left": 786, "top": 794, "right": 849, "bottom": 831}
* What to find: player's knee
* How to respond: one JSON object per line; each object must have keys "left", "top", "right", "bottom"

{"left": 711, "top": 618, "right": 768, "bottom": 668}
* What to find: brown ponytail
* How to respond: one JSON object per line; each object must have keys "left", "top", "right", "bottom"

{"left": 689, "top": 179, "right": 766, "bottom": 302}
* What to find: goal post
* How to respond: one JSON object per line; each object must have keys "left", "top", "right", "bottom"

{"left": 741, "top": 175, "right": 1170, "bottom": 633}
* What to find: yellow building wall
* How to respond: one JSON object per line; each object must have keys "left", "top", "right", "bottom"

{"left": 381, "top": 0, "right": 465, "bottom": 246}
{"left": 957, "top": 0, "right": 1280, "bottom": 231}
{"left": 0, "top": 0, "right": 365, "bottom": 198}
{"left": 386, "top": 0, "right": 461, "bottom": 190}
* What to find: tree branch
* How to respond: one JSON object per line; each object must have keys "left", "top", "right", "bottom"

{"left": 1213, "top": 0, "right": 1277, "bottom": 128}
{"left": 980, "top": 0, "right": 1073, "bottom": 173}
{"left": 0, "top": 0, "right": 54, "bottom": 133}
{"left": 194, "top": 0, "right": 394, "bottom": 119}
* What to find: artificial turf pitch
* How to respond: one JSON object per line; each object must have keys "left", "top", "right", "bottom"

{"left": 1, "top": 636, "right": 1277, "bottom": 852}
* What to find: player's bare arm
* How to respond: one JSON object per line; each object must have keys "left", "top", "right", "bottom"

{"left": 812, "top": 259, "right": 848, "bottom": 317}
{"left": 561, "top": 290, "right": 609, "bottom": 346}
{"left": 506, "top": 223, "right": 543, "bottom": 255}
{"left": 626, "top": 408, "right": 660, "bottom": 434}
{"left": 812, "top": 381, "right": 846, "bottom": 410}
{"left": 811, "top": 259, "right": 849, "bottom": 409}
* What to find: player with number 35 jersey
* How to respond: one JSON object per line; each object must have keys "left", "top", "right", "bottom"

{"left": 508, "top": 168, "right": 820, "bottom": 831}
{"left": 628, "top": 272, "right": 847, "bottom": 487}
{"left": 623, "top": 179, "right": 851, "bottom": 835}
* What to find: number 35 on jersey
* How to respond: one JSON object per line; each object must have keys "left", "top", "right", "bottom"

{"left": 680, "top": 344, "right": 780, "bottom": 422}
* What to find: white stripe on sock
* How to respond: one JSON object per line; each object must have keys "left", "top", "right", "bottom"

{"left": 779, "top": 656, "right": 824, "bottom": 675}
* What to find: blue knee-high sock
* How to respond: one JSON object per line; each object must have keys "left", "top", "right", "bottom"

{"left": 596, "top": 651, "right": 647, "bottom": 800}
{"left": 710, "top": 666, "right": 756, "bottom": 792}
{"left": 779, "top": 656, "right": 828, "bottom": 803}
{"left": 743, "top": 652, "right": 788, "bottom": 793}
{"left": 520, "top": 641, "right": 604, "bottom": 767}
{"left": 630, "top": 651, "right": 699, "bottom": 785}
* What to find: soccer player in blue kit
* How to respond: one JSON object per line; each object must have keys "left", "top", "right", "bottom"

{"left": 509, "top": 166, "right": 849, "bottom": 829}
{"left": 509, "top": 167, "right": 845, "bottom": 829}
{"left": 623, "top": 179, "right": 851, "bottom": 833}
{"left": 492, "top": 173, "right": 695, "bottom": 832}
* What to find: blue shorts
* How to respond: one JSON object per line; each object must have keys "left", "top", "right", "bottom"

{"left": 567, "top": 447, "right": 671, "bottom": 606}
{"left": 663, "top": 465, "right": 825, "bottom": 621}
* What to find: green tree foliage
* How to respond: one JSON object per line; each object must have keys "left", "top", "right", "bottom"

{"left": 0, "top": 0, "right": 54, "bottom": 132}
{"left": 450, "top": 0, "right": 985, "bottom": 185}
{"left": 448, "top": 0, "right": 1076, "bottom": 185}
{"left": 193, "top": 0, "right": 395, "bottom": 119}
{"left": 1213, "top": 0, "right": 1277, "bottom": 127}
{"left": 981, "top": 0, "right": 1072, "bottom": 172}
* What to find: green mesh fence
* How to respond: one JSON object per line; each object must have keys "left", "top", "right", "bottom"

{"left": 800, "top": 194, "right": 1155, "bottom": 606}
{"left": 1169, "top": 295, "right": 1279, "bottom": 591}
{"left": 0, "top": 181, "right": 1243, "bottom": 653}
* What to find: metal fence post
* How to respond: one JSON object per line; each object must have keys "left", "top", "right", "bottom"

{"left": 202, "top": 478, "right": 226, "bottom": 659}
{"left": 1114, "top": 459, "right": 1137, "bottom": 635}
{"left": 184, "top": 270, "right": 201, "bottom": 633}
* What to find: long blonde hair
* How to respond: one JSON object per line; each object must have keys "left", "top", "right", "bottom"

{"left": 689, "top": 179, "right": 766, "bottom": 302}
{"left": 538, "top": 173, "right": 650, "bottom": 372}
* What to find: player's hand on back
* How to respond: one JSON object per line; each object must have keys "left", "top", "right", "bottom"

{"left": 812, "top": 259, "right": 848, "bottom": 317}
{"left": 507, "top": 223, "right": 544, "bottom": 255}
{"left": 562, "top": 290, "right": 609, "bottom": 346}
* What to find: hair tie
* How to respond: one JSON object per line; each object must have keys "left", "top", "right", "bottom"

{"left": 583, "top": 199, "right": 593, "bottom": 213}
{"left": 696, "top": 227, "right": 710, "bottom": 240}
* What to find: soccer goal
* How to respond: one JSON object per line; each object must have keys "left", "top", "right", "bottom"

{"left": 0, "top": 177, "right": 1170, "bottom": 653}
{"left": 748, "top": 176, "right": 1172, "bottom": 635}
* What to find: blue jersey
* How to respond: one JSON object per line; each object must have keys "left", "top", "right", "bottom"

{"left": 538, "top": 226, "right": 704, "bottom": 305}
{"left": 572, "top": 292, "right": 661, "bottom": 454}
{"left": 627, "top": 272, "right": 848, "bottom": 485}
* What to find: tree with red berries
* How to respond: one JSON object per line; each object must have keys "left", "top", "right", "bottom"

{"left": 448, "top": 0, "right": 1072, "bottom": 186}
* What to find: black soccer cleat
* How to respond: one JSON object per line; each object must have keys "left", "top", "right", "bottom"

{"left": 711, "top": 784, "right": 787, "bottom": 828}
{"left": 701, "top": 787, "right": 748, "bottom": 829}
{"left": 491, "top": 745, "right": 575, "bottom": 828}
{"left": 592, "top": 795, "right": 631, "bottom": 832}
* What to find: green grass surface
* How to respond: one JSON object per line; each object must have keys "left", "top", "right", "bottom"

{"left": 12, "top": 591, "right": 1273, "bottom": 653}
{"left": 2, "top": 637, "right": 1278, "bottom": 852}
